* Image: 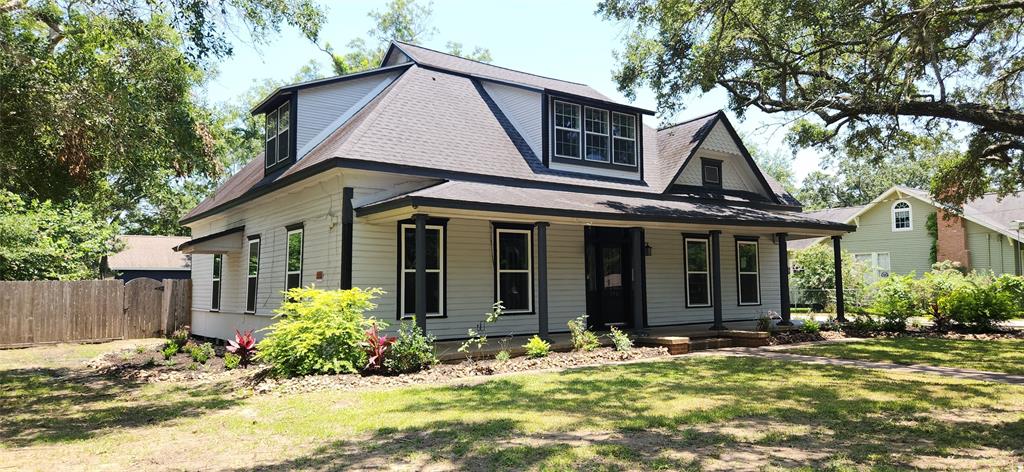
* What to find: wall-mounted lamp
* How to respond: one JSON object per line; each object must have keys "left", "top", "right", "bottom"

{"left": 644, "top": 243, "right": 653, "bottom": 256}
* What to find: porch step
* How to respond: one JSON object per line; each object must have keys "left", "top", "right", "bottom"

{"left": 633, "top": 335, "right": 741, "bottom": 355}
{"left": 688, "top": 337, "right": 734, "bottom": 351}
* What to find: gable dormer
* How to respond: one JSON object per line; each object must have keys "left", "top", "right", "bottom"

{"left": 544, "top": 94, "right": 645, "bottom": 180}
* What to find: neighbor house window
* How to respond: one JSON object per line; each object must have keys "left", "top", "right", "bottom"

{"left": 245, "top": 236, "right": 260, "bottom": 313}
{"left": 736, "top": 239, "right": 760, "bottom": 305}
{"left": 854, "top": 252, "right": 891, "bottom": 283}
{"left": 553, "top": 100, "right": 581, "bottom": 159}
{"left": 211, "top": 254, "right": 222, "bottom": 311}
{"left": 285, "top": 226, "right": 303, "bottom": 292}
{"left": 611, "top": 112, "right": 637, "bottom": 166}
{"left": 400, "top": 222, "right": 445, "bottom": 318}
{"left": 584, "top": 107, "right": 609, "bottom": 162}
{"left": 702, "top": 158, "right": 723, "bottom": 187}
{"left": 494, "top": 226, "right": 533, "bottom": 313}
{"left": 892, "top": 200, "right": 912, "bottom": 231}
{"left": 265, "top": 102, "right": 290, "bottom": 169}
{"left": 684, "top": 237, "right": 712, "bottom": 307}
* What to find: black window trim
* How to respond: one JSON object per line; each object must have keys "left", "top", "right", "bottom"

{"left": 395, "top": 217, "right": 449, "bottom": 320}
{"left": 701, "top": 157, "right": 723, "bottom": 188}
{"left": 284, "top": 223, "right": 304, "bottom": 294}
{"left": 492, "top": 222, "right": 535, "bottom": 315}
{"left": 211, "top": 253, "right": 222, "bottom": 312}
{"left": 734, "top": 235, "right": 762, "bottom": 306}
{"left": 545, "top": 94, "right": 642, "bottom": 174}
{"left": 265, "top": 99, "right": 298, "bottom": 176}
{"left": 245, "top": 234, "right": 261, "bottom": 313}
{"left": 682, "top": 233, "right": 713, "bottom": 309}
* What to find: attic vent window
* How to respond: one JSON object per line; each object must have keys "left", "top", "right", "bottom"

{"left": 701, "top": 158, "right": 722, "bottom": 187}
{"left": 265, "top": 102, "right": 291, "bottom": 170}
{"left": 550, "top": 99, "right": 639, "bottom": 169}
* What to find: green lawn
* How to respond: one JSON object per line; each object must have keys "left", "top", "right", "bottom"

{"left": 1, "top": 341, "right": 1023, "bottom": 470}
{"left": 782, "top": 337, "right": 1024, "bottom": 375}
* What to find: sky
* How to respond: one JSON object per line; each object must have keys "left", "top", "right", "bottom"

{"left": 204, "top": 0, "right": 824, "bottom": 183}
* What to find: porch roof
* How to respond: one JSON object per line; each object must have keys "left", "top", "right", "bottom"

{"left": 354, "top": 181, "right": 856, "bottom": 234}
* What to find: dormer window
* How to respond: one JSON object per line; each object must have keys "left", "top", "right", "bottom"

{"left": 265, "top": 102, "right": 291, "bottom": 170}
{"left": 701, "top": 158, "right": 722, "bottom": 187}
{"left": 549, "top": 98, "right": 639, "bottom": 170}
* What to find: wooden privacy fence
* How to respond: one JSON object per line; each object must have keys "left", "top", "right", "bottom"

{"left": 0, "top": 278, "right": 191, "bottom": 347}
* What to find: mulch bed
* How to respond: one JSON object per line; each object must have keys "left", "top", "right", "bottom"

{"left": 88, "top": 340, "right": 233, "bottom": 383}
{"left": 251, "top": 346, "right": 669, "bottom": 395}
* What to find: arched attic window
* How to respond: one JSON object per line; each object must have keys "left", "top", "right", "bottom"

{"left": 892, "top": 200, "right": 912, "bottom": 232}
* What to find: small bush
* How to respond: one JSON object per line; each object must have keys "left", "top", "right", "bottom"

{"left": 363, "top": 322, "right": 395, "bottom": 372}
{"left": 755, "top": 314, "right": 773, "bottom": 332}
{"left": 869, "top": 274, "right": 918, "bottom": 330}
{"left": 458, "top": 302, "right": 504, "bottom": 360}
{"left": 940, "top": 273, "right": 1018, "bottom": 328}
{"left": 226, "top": 329, "right": 257, "bottom": 366}
{"left": 256, "top": 287, "right": 382, "bottom": 377}
{"left": 170, "top": 325, "right": 190, "bottom": 346}
{"left": 385, "top": 320, "right": 438, "bottom": 374}
{"left": 224, "top": 352, "right": 241, "bottom": 370}
{"left": 494, "top": 350, "right": 511, "bottom": 363}
{"left": 847, "top": 315, "right": 881, "bottom": 332}
{"left": 188, "top": 342, "right": 215, "bottom": 364}
{"left": 161, "top": 342, "right": 179, "bottom": 360}
{"left": 567, "top": 314, "right": 599, "bottom": 352}
{"left": 800, "top": 319, "right": 821, "bottom": 334}
{"left": 607, "top": 326, "right": 632, "bottom": 352}
{"left": 523, "top": 335, "right": 550, "bottom": 358}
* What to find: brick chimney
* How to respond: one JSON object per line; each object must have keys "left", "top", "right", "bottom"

{"left": 936, "top": 208, "right": 970, "bottom": 269}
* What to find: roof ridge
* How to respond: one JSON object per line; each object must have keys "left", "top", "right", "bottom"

{"left": 657, "top": 110, "right": 722, "bottom": 131}
{"left": 392, "top": 40, "right": 593, "bottom": 88}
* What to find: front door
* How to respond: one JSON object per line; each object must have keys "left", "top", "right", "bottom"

{"left": 585, "top": 227, "right": 632, "bottom": 329}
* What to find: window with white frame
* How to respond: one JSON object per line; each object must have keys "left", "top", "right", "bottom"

{"left": 495, "top": 227, "right": 533, "bottom": 313}
{"left": 584, "top": 107, "right": 609, "bottom": 162}
{"left": 265, "top": 102, "right": 290, "bottom": 169}
{"left": 211, "top": 254, "right": 222, "bottom": 311}
{"left": 400, "top": 223, "right": 444, "bottom": 318}
{"left": 553, "top": 100, "right": 581, "bottom": 159}
{"left": 245, "top": 237, "right": 260, "bottom": 313}
{"left": 854, "top": 252, "right": 891, "bottom": 282}
{"left": 736, "top": 240, "right": 760, "bottom": 305}
{"left": 892, "top": 200, "right": 912, "bottom": 231}
{"left": 685, "top": 237, "right": 712, "bottom": 307}
{"left": 285, "top": 227, "right": 303, "bottom": 292}
{"left": 611, "top": 112, "right": 637, "bottom": 166}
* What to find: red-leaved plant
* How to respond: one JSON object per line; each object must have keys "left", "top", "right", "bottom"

{"left": 227, "top": 329, "right": 257, "bottom": 366}
{"left": 364, "top": 323, "right": 396, "bottom": 372}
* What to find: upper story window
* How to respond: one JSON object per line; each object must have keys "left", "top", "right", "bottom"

{"left": 265, "top": 102, "right": 290, "bottom": 170}
{"left": 701, "top": 158, "right": 723, "bottom": 187}
{"left": 550, "top": 99, "right": 638, "bottom": 169}
{"left": 892, "top": 200, "right": 912, "bottom": 231}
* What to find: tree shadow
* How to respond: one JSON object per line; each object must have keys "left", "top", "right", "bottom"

{"left": 0, "top": 366, "right": 239, "bottom": 447}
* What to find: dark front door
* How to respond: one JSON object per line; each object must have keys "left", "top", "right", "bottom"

{"left": 585, "top": 227, "right": 632, "bottom": 329}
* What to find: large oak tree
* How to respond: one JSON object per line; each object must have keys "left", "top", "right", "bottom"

{"left": 599, "top": 0, "right": 1024, "bottom": 206}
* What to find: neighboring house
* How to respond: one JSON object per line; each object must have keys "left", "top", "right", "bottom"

{"left": 175, "top": 41, "right": 853, "bottom": 341}
{"left": 789, "top": 186, "right": 1024, "bottom": 279}
{"left": 105, "top": 235, "right": 192, "bottom": 282}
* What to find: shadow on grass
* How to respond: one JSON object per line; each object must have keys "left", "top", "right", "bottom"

{"left": 0, "top": 366, "right": 238, "bottom": 447}
{"left": 784, "top": 337, "right": 1024, "bottom": 375}
{"left": 227, "top": 356, "right": 1024, "bottom": 470}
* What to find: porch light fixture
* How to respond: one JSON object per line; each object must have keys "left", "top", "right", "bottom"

{"left": 644, "top": 243, "right": 652, "bottom": 256}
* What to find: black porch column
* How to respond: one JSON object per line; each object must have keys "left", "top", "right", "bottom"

{"left": 710, "top": 230, "right": 724, "bottom": 330}
{"left": 414, "top": 213, "right": 428, "bottom": 335}
{"left": 340, "top": 187, "right": 354, "bottom": 290}
{"left": 1015, "top": 239, "right": 1022, "bottom": 276}
{"left": 777, "top": 233, "right": 792, "bottom": 326}
{"left": 536, "top": 222, "right": 550, "bottom": 340}
{"left": 832, "top": 235, "right": 846, "bottom": 323}
{"left": 630, "top": 227, "right": 645, "bottom": 333}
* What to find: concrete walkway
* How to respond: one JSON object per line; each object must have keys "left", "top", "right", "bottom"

{"left": 710, "top": 347, "right": 1024, "bottom": 385}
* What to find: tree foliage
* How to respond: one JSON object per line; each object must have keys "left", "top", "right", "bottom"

{"left": 599, "top": 0, "right": 1024, "bottom": 207}
{"left": 0, "top": 190, "right": 120, "bottom": 280}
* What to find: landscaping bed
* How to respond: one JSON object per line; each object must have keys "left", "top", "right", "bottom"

{"left": 88, "top": 340, "right": 233, "bottom": 383}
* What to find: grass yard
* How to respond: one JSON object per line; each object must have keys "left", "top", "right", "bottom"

{"left": 782, "top": 337, "right": 1024, "bottom": 376}
{"left": 1, "top": 341, "right": 1023, "bottom": 470}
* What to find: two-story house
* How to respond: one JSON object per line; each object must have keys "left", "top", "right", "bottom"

{"left": 175, "top": 41, "right": 854, "bottom": 341}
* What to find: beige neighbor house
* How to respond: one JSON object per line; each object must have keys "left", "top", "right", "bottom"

{"left": 175, "top": 41, "right": 854, "bottom": 341}
{"left": 789, "top": 186, "right": 1024, "bottom": 280}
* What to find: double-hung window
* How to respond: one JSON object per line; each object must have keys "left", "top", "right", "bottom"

{"left": 584, "top": 107, "right": 609, "bottom": 162}
{"left": 611, "top": 112, "right": 637, "bottom": 166}
{"left": 400, "top": 222, "right": 445, "bottom": 318}
{"left": 892, "top": 200, "right": 912, "bottom": 231}
{"left": 736, "top": 239, "right": 760, "bottom": 305}
{"left": 685, "top": 237, "right": 712, "bottom": 307}
{"left": 494, "top": 227, "right": 533, "bottom": 313}
{"left": 551, "top": 99, "right": 639, "bottom": 168}
{"left": 245, "top": 236, "right": 260, "bottom": 313}
{"left": 285, "top": 226, "right": 303, "bottom": 292}
{"left": 553, "top": 100, "right": 581, "bottom": 159}
{"left": 211, "top": 254, "right": 222, "bottom": 311}
{"left": 265, "top": 102, "right": 290, "bottom": 169}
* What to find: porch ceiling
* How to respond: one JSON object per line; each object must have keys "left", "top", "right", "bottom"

{"left": 354, "top": 181, "right": 855, "bottom": 237}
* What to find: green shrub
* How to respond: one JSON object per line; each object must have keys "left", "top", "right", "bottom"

{"left": 523, "top": 335, "right": 550, "bottom": 358}
{"left": 869, "top": 274, "right": 918, "bottom": 330}
{"left": 385, "top": 320, "right": 438, "bottom": 373}
{"left": 161, "top": 342, "right": 179, "bottom": 360}
{"left": 755, "top": 314, "right": 773, "bottom": 332}
{"left": 800, "top": 319, "right": 821, "bottom": 334}
{"left": 847, "top": 315, "right": 881, "bottom": 332}
{"left": 187, "top": 342, "right": 215, "bottom": 364}
{"left": 939, "top": 273, "right": 1018, "bottom": 328}
{"left": 791, "top": 245, "right": 869, "bottom": 311}
{"left": 494, "top": 350, "right": 511, "bottom": 363}
{"left": 607, "top": 326, "right": 633, "bottom": 352}
{"left": 256, "top": 287, "right": 382, "bottom": 377}
{"left": 170, "top": 325, "right": 190, "bottom": 346}
{"left": 791, "top": 307, "right": 811, "bottom": 314}
{"left": 995, "top": 275, "right": 1024, "bottom": 316}
{"left": 223, "top": 352, "right": 241, "bottom": 370}
{"left": 567, "top": 315, "right": 599, "bottom": 351}
{"left": 916, "top": 267, "right": 968, "bottom": 328}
